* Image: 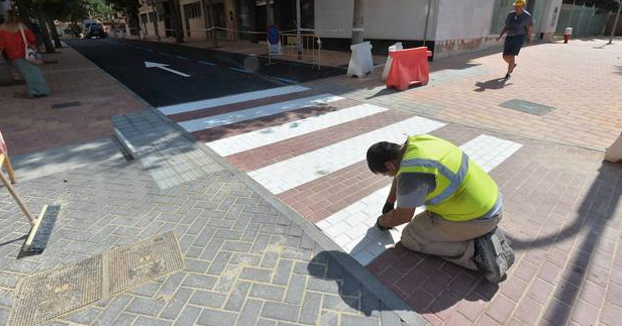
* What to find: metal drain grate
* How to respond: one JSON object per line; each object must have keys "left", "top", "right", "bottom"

{"left": 499, "top": 99, "right": 555, "bottom": 116}
{"left": 9, "top": 255, "right": 103, "bottom": 326}
{"left": 107, "top": 231, "right": 184, "bottom": 295}
{"left": 9, "top": 232, "right": 183, "bottom": 326}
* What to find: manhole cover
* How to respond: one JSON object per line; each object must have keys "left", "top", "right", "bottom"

{"left": 51, "top": 101, "right": 81, "bottom": 110}
{"left": 499, "top": 99, "right": 555, "bottom": 116}
{"left": 107, "top": 231, "right": 183, "bottom": 295}
{"left": 9, "top": 255, "right": 103, "bottom": 326}
{"left": 9, "top": 232, "right": 183, "bottom": 326}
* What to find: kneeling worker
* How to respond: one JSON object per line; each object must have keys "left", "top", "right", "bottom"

{"left": 366, "top": 134, "right": 515, "bottom": 283}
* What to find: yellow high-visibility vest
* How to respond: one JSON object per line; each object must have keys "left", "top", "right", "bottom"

{"left": 397, "top": 135, "right": 499, "bottom": 221}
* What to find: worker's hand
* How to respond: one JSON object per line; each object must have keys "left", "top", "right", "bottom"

{"left": 376, "top": 216, "right": 393, "bottom": 231}
{"left": 382, "top": 202, "right": 394, "bottom": 214}
{"left": 497, "top": 36, "right": 502, "bottom": 42}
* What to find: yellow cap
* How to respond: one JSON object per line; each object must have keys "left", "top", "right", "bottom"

{"left": 513, "top": 0, "right": 526, "bottom": 6}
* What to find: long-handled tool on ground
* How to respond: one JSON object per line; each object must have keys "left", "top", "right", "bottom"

{"left": 0, "top": 130, "right": 54, "bottom": 253}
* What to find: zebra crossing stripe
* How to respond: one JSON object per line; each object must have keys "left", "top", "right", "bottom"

{"left": 206, "top": 103, "right": 389, "bottom": 157}
{"left": 158, "top": 85, "right": 310, "bottom": 115}
{"left": 248, "top": 116, "right": 446, "bottom": 194}
{"left": 179, "top": 94, "right": 343, "bottom": 133}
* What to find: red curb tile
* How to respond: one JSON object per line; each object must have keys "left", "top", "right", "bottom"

{"left": 514, "top": 298, "right": 543, "bottom": 326}
{"left": 600, "top": 303, "right": 622, "bottom": 326}
{"left": 485, "top": 294, "right": 515, "bottom": 325}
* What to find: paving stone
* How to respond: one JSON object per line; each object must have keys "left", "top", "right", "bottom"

{"left": 189, "top": 290, "right": 227, "bottom": 308}
{"left": 261, "top": 302, "right": 300, "bottom": 322}
{"left": 299, "top": 291, "right": 322, "bottom": 325}
{"left": 159, "top": 288, "right": 193, "bottom": 320}
{"left": 182, "top": 274, "right": 218, "bottom": 290}
{"left": 126, "top": 297, "right": 167, "bottom": 316}
{"left": 249, "top": 283, "right": 286, "bottom": 301}
{"left": 273, "top": 259, "right": 293, "bottom": 285}
{"left": 132, "top": 316, "right": 172, "bottom": 326}
{"left": 224, "top": 281, "right": 252, "bottom": 312}
{"left": 172, "top": 306, "right": 201, "bottom": 326}
{"left": 341, "top": 314, "right": 379, "bottom": 326}
{"left": 108, "top": 313, "right": 136, "bottom": 326}
{"left": 284, "top": 274, "right": 307, "bottom": 305}
{"left": 157, "top": 272, "right": 187, "bottom": 298}
{"left": 185, "top": 258, "right": 210, "bottom": 273}
{"left": 240, "top": 267, "right": 273, "bottom": 282}
{"left": 196, "top": 309, "right": 238, "bottom": 326}
{"left": 95, "top": 295, "right": 133, "bottom": 326}
{"left": 237, "top": 299, "right": 264, "bottom": 326}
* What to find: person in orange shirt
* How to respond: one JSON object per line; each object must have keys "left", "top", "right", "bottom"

{"left": 0, "top": 11, "right": 49, "bottom": 98}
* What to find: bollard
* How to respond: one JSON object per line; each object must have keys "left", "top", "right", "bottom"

{"left": 564, "top": 27, "right": 573, "bottom": 44}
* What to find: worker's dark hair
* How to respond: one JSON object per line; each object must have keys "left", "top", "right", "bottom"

{"left": 366, "top": 141, "right": 401, "bottom": 174}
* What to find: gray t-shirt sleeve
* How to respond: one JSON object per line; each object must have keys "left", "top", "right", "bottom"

{"left": 396, "top": 173, "right": 436, "bottom": 209}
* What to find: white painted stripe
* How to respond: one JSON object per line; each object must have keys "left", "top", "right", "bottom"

{"left": 249, "top": 116, "right": 446, "bottom": 194}
{"left": 460, "top": 135, "right": 523, "bottom": 173}
{"left": 206, "top": 103, "right": 388, "bottom": 157}
{"left": 317, "top": 134, "right": 522, "bottom": 266}
{"left": 179, "top": 94, "right": 343, "bottom": 133}
{"left": 158, "top": 85, "right": 310, "bottom": 116}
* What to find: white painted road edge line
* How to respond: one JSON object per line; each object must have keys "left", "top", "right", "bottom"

{"left": 179, "top": 94, "right": 344, "bottom": 133}
{"left": 316, "top": 134, "right": 523, "bottom": 266}
{"left": 248, "top": 116, "right": 446, "bottom": 194}
{"left": 206, "top": 103, "right": 389, "bottom": 157}
{"left": 158, "top": 85, "right": 310, "bottom": 116}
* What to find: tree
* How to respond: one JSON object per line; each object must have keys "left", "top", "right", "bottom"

{"left": 105, "top": 0, "right": 140, "bottom": 36}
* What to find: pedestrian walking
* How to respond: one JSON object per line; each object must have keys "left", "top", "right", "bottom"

{"left": 0, "top": 10, "right": 49, "bottom": 98}
{"left": 367, "top": 135, "right": 515, "bottom": 283}
{"left": 497, "top": 0, "right": 532, "bottom": 79}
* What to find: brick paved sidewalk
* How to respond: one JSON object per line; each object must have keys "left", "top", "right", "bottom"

{"left": 0, "top": 44, "right": 148, "bottom": 156}
{"left": 305, "top": 38, "right": 622, "bottom": 151}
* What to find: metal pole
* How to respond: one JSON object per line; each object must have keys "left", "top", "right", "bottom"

{"left": 423, "top": 0, "right": 432, "bottom": 47}
{"left": 207, "top": 0, "right": 218, "bottom": 47}
{"left": 351, "top": 0, "right": 364, "bottom": 44}
{"left": 150, "top": 2, "right": 161, "bottom": 41}
{"left": 296, "top": 0, "right": 302, "bottom": 58}
{"left": 609, "top": 0, "right": 621, "bottom": 44}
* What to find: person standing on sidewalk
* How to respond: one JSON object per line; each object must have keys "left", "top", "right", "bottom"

{"left": 366, "top": 135, "right": 515, "bottom": 283}
{"left": 0, "top": 10, "right": 50, "bottom": 98}
{"left": 497, "top": 0, "right": 532, "bottom": 79}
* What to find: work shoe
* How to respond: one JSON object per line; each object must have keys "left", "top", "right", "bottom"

{"left": 474, "top": 227, "right": 515, "bottom": 284}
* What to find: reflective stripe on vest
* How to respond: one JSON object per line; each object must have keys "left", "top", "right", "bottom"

{"left": 400, "top": 152, "right": 469, "bottom": 205}
{"left": 397, "top": 135, "right": 499, "bottom": 221}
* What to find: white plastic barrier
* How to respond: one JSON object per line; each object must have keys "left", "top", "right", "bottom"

{"left": 605, "top": 132, "right": 622, "bottom": 163}
{"left": 382, "top": 42, "right": 403, "bottom": 82}
{"left": 347, "top": 41, "right": 374, "bottom": 78}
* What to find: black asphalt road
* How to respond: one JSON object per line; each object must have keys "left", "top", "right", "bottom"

{"left": 65, "top": 39, "right": 345, "bottom": 107}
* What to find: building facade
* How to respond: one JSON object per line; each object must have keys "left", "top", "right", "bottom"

{"left": 132, "top": 0, "right": 566, "bottom": 58}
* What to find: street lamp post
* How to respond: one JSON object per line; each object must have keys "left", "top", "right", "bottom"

{"left": 609, "top": 0, "right": 621, "bottom": 44}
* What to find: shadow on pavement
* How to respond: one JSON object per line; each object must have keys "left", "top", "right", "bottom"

{"left": 309, "top": 245, "right": 500, "bottom": 318}
{"left": 474, "top": 78, "right": 512, "bottom": 92}
{"left": 506, "top": 162, "right": 621, "bottom": 325}
{"left": 615, "top": 65, "right": 622, "bottom": 76}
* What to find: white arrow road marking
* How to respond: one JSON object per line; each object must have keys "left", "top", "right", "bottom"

{"left": 144, "top": 61, "right": 190, "bottom": 77}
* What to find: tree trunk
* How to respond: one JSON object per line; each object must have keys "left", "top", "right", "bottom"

{"left": 169, "top": 0, "right": 184, "bottom": 43}
{"left": 47, "top": 17, "right": 62, "bottom": 48}
{"left": 35, "top": 8, "right": 55, "bottom": 53}
{"left": 351, "top": 0, "right": 365, "bottom": 44}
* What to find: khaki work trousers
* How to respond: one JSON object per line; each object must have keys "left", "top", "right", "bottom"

{"left": 401, "top": 210, "right": 501, "bottom": 270}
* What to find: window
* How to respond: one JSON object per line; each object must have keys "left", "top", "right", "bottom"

{"left": 183, "top": 2, "right": 202, "bottom": 20}
{"left": 148, "top": 12, "right": 157, "bottom": 23}
{"left": 140, "top": 13, "right": 148, "bottom": 25}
